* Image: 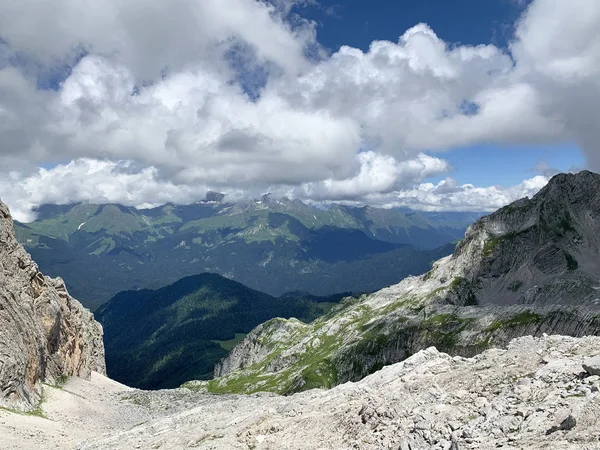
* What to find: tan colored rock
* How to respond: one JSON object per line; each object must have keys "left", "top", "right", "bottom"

{"left": 0, "top": 200, "right": 105, "bottom": 411}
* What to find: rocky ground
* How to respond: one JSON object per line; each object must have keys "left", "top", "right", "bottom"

{"left": 1, "top": 334, "right": 600, "bottom": 449}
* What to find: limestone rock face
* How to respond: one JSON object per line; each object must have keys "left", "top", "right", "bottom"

{"left": 214, "top": 318, "right": 305, "bottom": 378}
{"left": 210, "top": 172, "right": 600, "bottom": 394}
{"left": 0, "top": 200, "right": 105, "bottom": 411}
{"left": 77, "top": 335, "right": 600, "bottom": 450}
{"left": 449, "top": 170, "right": 600, "bottom": 307}
{"left": 582, "top": 356, "right": 600, "bottom": 376}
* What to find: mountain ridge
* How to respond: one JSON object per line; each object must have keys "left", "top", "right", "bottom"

{"left": 14, "top": 198, "right": 471, "bottom": 309}
{"left": 201, "top": 170, "right": 600, "bottom": 395}
{"left": 96, "top": 272, "right": 352, "bottom": 389}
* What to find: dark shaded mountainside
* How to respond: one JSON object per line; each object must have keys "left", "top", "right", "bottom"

{"left": 96, "top": 273, "right": 349, "bottom": 389}
{"left": 193, "top": 171, "right": 600, "bottom": 395}
{"left": 14, "top": 196, "right": 477, "bottom": 310}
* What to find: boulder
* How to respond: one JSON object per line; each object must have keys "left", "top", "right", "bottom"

{"left": 582, "top": 356, "right": 600, "bottom": 376}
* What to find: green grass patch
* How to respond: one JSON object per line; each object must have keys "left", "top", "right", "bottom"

{"left": 450, "top": 277, "right": 465, "bottom": 289}
{"left": 483, "top": 237, "right": 501, "bottom": 257}
{"left": 317, "top": 302, "right": 337, "bottom": 315}
{"left": 484, "top": 310, "right": 543, "bottom": 333}
{"left": 50, "top": 374, "right": 69, "bottom": 389}
{"left": 0, "top": 390, "right": 47, "bottom": 419}
{"left": 213, "top": 333, "right": 247, "bottom": 351}
{"left": 202, "top": 327, "right": 343, "bottom": 395}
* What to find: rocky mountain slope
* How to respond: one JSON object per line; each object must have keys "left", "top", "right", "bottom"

{"left": 203, "top": 171, "right": 600, "bottom": 395}
{"left": 0, "top": 200, "right": 105, "bottom": 412}
{"left": 2, "top": 335, "right": 600, "bottom": 449}
{"left": 13, "top": 197, "right": 474, "bottom": 309}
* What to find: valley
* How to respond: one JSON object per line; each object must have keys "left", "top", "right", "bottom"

{"left": 201, "top": 171, "right": 600, "bottom": 395}
{"left": 1, "top": 0, "right": 598, "bottom": 447}
{"left": 96, "top": 273, "right": 351, "bottom": 389}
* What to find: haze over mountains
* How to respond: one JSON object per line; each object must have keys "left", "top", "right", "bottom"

{"left": 197, "top": 171, "right": 600, "bottom": 395}
{"left": 3, "top": 173, "right": 600, "bottom": 449}
{"left": 14, "top": 195, "right": 479, "bottom": 310}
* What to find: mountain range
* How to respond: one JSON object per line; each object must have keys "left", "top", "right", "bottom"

{"left": 14, "top": 196, "right": 480, "bottom": 309}
{"left": 189, "top": 171, "right": 600, "bottom": 395}
{"left": 3, "top": 173, "right": 600, "bottom": 449}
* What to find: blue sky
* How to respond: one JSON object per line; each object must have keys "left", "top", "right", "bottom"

{"left": 425, "top": 144, "right": 584, "bottom": 186}
{"left": 292, "top": 0, "right": 584, "bottom": 188}
{"left": 301, "top": 0, "right": 530, "bottom": 51}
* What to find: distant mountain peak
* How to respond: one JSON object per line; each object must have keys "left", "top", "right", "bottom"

{"left": 208, "top": 172, "right": 600, "bottom": 396}
{"left": 425, "top": 170, "right": 600, "bottom": 307}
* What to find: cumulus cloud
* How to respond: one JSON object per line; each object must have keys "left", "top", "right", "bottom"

{"left": 374, "top": 176, "right": 551, "bottom": 212}
{"left": 297, "top": 153, "right": 451, "bottom": 200}
{"left": 1, "top": 156, "right": 548, "bottom": 223}
{"left": 0, "top": 153, "right": 450, "bottom": 222}
{"left": 0, "top": 0, "right": 315, "bottom": 78}
{"left": 0, "top": 0, "right": 598, "bottom": 219}
{"left": 0, "top": 159, "right": 210, "bottom": 222}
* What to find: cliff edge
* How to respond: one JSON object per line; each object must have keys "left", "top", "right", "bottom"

{"left": 0, "top": 200, "right": 105, "bottom": 411}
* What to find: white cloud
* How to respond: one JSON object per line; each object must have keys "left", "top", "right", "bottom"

{"left": 355, "top": 176, "right": 551, "bottom": 212}
{"left": 297, "top": 152, "right": 450, "bottom": 200}
{"left": 0, "top": 159, "right": 209, "bottom": 222}
{"left": 0, "top": 153, "right": 450, "bottom": 222}
{"left": 0, "top": 0, "right": 315, "bottom": 78}
{"left": 1, "top": 156, "right": 548, "bottom": 223}
{"left": 0, "top": 0, "right": 599, "bottom": 219}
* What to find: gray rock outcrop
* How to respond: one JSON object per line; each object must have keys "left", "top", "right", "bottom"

{"left": 73, "top": 335, "right": 600, "bottom": 449}
{"left": 0, "top": 200, "right": 105, "bottom": 411}
{"left": 209, "top": 171, "right": 600, "bottom": 394}
{"left": 447, "top": 170, "right": 600, "bottom": 307}
{"left": 582, "top": 356, "right": 600, "bottom": 376}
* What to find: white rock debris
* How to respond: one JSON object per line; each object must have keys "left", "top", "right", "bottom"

{"left": 1, "top": 335, "right": 600, "bottom": 450}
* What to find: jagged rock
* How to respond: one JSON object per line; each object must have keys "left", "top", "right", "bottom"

{"left": 582, "top": 356, "right": 600, "bottom": 376}
{"left": 0, "top": 200, "right": 105, "bottom": 411}
{"left": 1, "top": 334, "right": 591, "bottom": 449}
{"left": 214, "top": 318, "right": 305, "bottom": 378}
{"left": 208, "top": 171, "right": 600, "bottom": 395}
{"left": 546, "top": 410, "right": 577, "bottom": 434}
{"left": 203, "top": 191, "right": 225, "bottom": 203}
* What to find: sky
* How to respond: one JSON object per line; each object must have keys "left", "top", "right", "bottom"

{"left": 0, "top": 0, "right": 597, "bottom": 222}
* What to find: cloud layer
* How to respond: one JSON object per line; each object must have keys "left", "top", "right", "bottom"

{"left": 0, "top": 0, "right": 598, "bottom": 220}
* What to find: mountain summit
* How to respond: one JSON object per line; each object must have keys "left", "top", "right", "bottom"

{"left": 436, "top": 170, "right": 600, "bottom": 307}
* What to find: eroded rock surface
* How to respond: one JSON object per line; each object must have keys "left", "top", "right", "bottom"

{"left": 3, "top": 335, "right": 596, "bottom": 450}
{"left": 0, "top": 200, "right": 105, "bottom": 411}
{"left": 209, "top": 171, "right": 600, "bottom": 394}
